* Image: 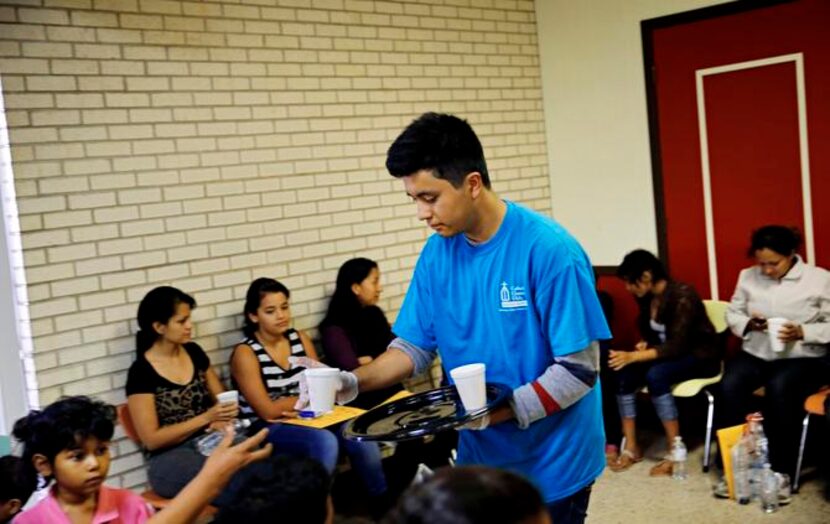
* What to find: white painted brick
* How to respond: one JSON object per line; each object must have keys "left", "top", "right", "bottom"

{"left": 17, "top": 195, "right": 66, "bottom": 215}
{"left": 33, "top": 329, "right": 82, "bottom": 353}
{"left": 51, "top": 276, "right": 100, "bottom": 298}
{"left": 75, "top": 255, "right": 123, "bottom": 276}
{"left": 37, "top": 364, "right": 85, "bottom": 388}
{"left": 104, "top": 303, "right": 137, "bottom": 323}
{"left": 82, "top": 321, "right": 130, "bottom": 344}
{"left": 55, "top": 310, "right": 104, "bottom": 332}
{"left": 120, "top": 219, "right": 164, "bottom": 237}
{"left": 122, "top": 250, "right": 166, "bottom": 270}
{"left": 92, "top": 205, "right": 139, "bottom": 223}
{"left": 63, "top": 375, "right": 112, "bottom": 395}
{"left": 43, "top": 210, "right": 92, "bottom": 229}
{"left": 147, "top": 263, "right": 189, "bottom": 282}
{"left": 48, "top": 242, "right": 97, "bottom": 263}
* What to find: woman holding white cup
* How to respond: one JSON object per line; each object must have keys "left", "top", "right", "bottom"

{"left": 230, "top": 278, "right": 389, "bottom": 507}
{"left": 723, "top": 225, "right": 830, "bottom": 479}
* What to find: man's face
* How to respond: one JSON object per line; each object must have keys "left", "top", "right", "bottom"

{"left": 402, "top": 169, "right": 474, "bottom": 237}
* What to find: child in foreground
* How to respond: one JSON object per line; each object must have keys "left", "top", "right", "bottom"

{"left": 12, "top": 396, "right": 154, "bottom": 524}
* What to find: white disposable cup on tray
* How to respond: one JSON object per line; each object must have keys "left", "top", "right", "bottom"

{"left": 306, "top": 368, "right": 340, "bottom": 413}
{"left": 766, "top": 317, "right": 788, "bottom": 353}
{"left": 449, "top": 363, "right": 487, "bottom": 412}
{"left": 216, "top": 390, "right": 239, "bottom": 406}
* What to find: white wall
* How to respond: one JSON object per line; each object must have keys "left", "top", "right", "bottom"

{"left": 536, "top": 0, "right": 734, "bottom": 265}
{"left": 0, "top": 0, "right": 548, "bottom": 487}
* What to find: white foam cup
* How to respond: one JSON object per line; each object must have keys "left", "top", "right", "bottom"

{"left": 216, "top": 390, "right": 239, "bottom": 406}
{"left": 305, "top": 368, "right": 340, "bottom": 413}
{"left": 449, "top": 363, "right": 487, "bottom": 412}
{"left": 767, "top": 317, "right": 788, "bottom": 353}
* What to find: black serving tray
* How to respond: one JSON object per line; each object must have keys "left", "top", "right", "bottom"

{"left": 342, "top": 383, "right": 511, "bottom": 442}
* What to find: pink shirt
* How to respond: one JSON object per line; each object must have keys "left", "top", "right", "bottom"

{"left": 14, "top": 485, "right": 154, "bottom": 524}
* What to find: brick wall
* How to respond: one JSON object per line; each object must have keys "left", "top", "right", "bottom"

{"left": 0, "top": 0, "right": 548, "bottom": 488}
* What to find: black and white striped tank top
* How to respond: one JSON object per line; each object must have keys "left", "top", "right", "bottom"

{"left": 235, "top": 328, "right": 307, "bottom": 421}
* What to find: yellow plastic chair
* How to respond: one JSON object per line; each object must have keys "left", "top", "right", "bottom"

{"left": 793, "top": 386, "right": 830, "bottom": 492}
{"left": 669, "top": 299, "right": 729, "bottom": 472}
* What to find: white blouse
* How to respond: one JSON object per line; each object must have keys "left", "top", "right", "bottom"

{"left": 726, "top": 256, "right": 830, "bottom": 361}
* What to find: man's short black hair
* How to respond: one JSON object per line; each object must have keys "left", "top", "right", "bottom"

{"left": 0, "top": 455, "right": 36, "bottom": 506}
{"left": 214, "top": 455, "right": 331, "bottom": 524}
{"left": 386, "top": 112, "right": 491, "bottom": 188}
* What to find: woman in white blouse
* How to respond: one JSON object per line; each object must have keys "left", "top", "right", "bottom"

{"left": 723, "top": 225, "right": 830, "bottom": 477}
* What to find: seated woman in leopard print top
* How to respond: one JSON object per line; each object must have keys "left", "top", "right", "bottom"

{"left": 126, "top": 286, "right": 272, "bottom": 505}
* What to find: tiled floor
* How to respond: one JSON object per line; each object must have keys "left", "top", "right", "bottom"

{"left": 589, "top": 442, "right": 828, "bottom": 523}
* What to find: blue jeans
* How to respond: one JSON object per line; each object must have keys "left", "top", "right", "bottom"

{"left": 265, "top": 422, "right": 387, "bottom": 496}
{"left": 616, "top": 354, "right": 719, "bottom": 420}
{"left": 546, "top": 483, "right": 592, "bottom": 524}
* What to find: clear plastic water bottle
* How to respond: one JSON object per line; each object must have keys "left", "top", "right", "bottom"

{"left": 671, "top": 436, "right": 688, "bottom": 480}
{"left": 759, "top": 463, "right": 779, "bottom": 513}
{"left": 195, "top": 419, "right": 251, "bottom": 456}
{"left": 746, "top": 413, "right": 767, "bottom": 499}
{"left": 731, "top": 440, "right": 751, "bottom": 505}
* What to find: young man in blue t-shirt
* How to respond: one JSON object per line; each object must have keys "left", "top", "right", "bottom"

{"left": 298, "top": 113, "right": 610, "bottom": 524}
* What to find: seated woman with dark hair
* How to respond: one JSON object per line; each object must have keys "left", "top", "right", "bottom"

{"left": 722, "top": 225, "right": 830, "bottom": 479}
{"left": 609, "top": 250, "right": 721, "bottom": 475}
{"left": 319, "top": 257, "right": 403, "bottom": 409}
{"left": 230, "top": 277, "right": 389, "bottom": 509}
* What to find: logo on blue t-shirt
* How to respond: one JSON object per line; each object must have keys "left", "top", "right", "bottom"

{"left": 499, "top": 281, "right": 528, "bottom": 311}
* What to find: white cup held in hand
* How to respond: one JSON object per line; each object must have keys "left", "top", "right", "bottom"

{"left": 449, "top": 363, "right": 487, "bottom": 412}
{"left": 766, "top": 317, "right": 788, "bottom": 353}
{"left": 305, "top": 368, "right": 340, "bottom": 413}
{"left": 216, "top": 390, "right": 239, "bottom": 406}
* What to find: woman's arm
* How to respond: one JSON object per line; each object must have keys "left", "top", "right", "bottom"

{"left": 726, "top": 270, "right": 755, "bottom": 337}
{"left": 146, "top": 428, "right": 272, "bottom": 524}
{"left": 127, "top": 394, "right": 230, "bottom": 451}
{"left": 230, "top": 345, "right": 297, "bottom": 420}
{"left": 320, "top": 325, "right": 361, "bottom": 371}
{"left": 798, "top": 276, "right": 830, "bottom": 344}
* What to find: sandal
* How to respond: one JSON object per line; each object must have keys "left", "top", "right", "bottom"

{"left": 609, "top": 449, "right": 643, "bottom": 472}
{"left": 649, "top": 459, "right": 673, "bottom": 477}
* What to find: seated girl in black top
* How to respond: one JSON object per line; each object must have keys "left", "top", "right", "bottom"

{"left": 126, "top": 286, "right": 269, "bottom": 505}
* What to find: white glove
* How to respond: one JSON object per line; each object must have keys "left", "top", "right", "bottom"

{"left": 288, "top": 356, "right": 359, "bottom": 410}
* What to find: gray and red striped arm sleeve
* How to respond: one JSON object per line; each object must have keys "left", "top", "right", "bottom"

{"left": 510, "top": 341, "right": 600, "bottom": 429}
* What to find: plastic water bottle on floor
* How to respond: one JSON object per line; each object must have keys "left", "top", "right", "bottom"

{"left": 196, "top": 419, "right": 251, "bottom": 456}
{"left": 732, "top": 440, "right": 751, "bottom": 505}
{"left": 759, "top": 463, "right": 779, "bottom": 513}
{"left": 671, "top": 436, "right": 688, "bottom": 480}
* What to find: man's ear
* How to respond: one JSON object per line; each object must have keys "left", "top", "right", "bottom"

{"left": 32, "top": 453, "right": 52, "bottom": 479}
{"left": 465, "top": 171, "right": 484, "bottom": 199}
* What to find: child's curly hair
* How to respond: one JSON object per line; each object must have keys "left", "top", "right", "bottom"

{"left": 12, "top": 396, "right": 115, "bottom": 484}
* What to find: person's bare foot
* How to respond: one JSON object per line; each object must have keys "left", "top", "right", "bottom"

{"left": 649, "top": 459, "right": 673, "bottom": 476}
{"left": 609, "top": 449, "right": 643, "bottom": 472}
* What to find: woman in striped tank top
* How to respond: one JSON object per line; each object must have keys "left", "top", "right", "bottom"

{"left": 230, "top": 278, "right": 388, "bottom": 503}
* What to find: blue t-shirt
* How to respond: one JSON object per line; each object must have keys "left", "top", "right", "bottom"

{"left": 393, "top": 201, "right": 610, "bottom": 502}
